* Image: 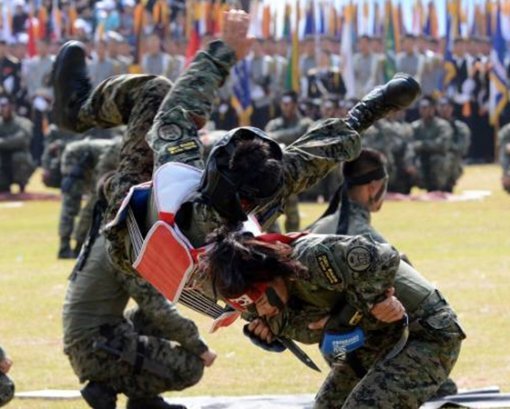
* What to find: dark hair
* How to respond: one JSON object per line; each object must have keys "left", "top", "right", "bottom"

{"left": 230, "top": 138, "right": 283, "bottom": 202}
{"left": 201, "top": 228, "right": 307, "bottom": 299}
{"left": 344, "top": 148, "right": 387, "bottom": 186}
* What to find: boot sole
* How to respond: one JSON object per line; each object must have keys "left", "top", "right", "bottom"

{"left": 52, "top": 41, "right": 87, "bottom": 133}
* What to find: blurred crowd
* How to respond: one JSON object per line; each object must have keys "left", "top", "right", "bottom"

{"left": 1, "top": 1, "right": 510, "bottom": 243}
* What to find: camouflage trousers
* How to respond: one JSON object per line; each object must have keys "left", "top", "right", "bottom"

{"left": 59, "top": 182, "right": 95, "bottom": 244}
{"left": 75, "top": 74, "right": 177, "bottom": 272}
{"left": 283, "top": 194, "right": 300, "bottom": 232}
{"left": 314, "top": 299, "right": 464, "bottom": 409}
{"left": 64, "top": 310, "right": 204, "bottom": 399}
{"left": 76, "top": 74, "right": 173, "bottom": 228}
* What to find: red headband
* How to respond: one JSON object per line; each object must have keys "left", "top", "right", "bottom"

{"left": 225, "top": 282, "right": 269, "bottom": 311}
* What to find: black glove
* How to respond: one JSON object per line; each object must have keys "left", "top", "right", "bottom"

{"left": 243, "top": 324, "right": 286, "bottom": 353}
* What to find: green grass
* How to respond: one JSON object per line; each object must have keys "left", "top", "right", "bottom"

{"left": 0, "top": 165, "right": 509, "bottom": 408}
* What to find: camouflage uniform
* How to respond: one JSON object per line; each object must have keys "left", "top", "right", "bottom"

{"left": 377, "top": 118, "right": 416, "bottom": 194}
{"left": 411, "top": 117, "right": 453, "bottom": 192}
{"left": 444, "top": 119, "right": 471, "bottom": 192}
{"left": 41, "top": 124, "right": 81, "bottom": 188}
{"left": 0, "top": 345, "right": 14, "bottom": 407}
{"left": 59, "top": 137, "right": 121, "bottom": 257}
{"left": 63, "top": 235, "right": 207, "bottom": 397}
{"left": 72, "top": 40, "right": 361, "bottom": 275}
{"left": 0, "top": 114, "right": 34, "bottom": 192}
{"left": 499, "top": 123, "right": 510, "bottom": 193}
{"left": 256, "top": 234, "right": 464, "bottom": 409}
{"left": 265, "top": 114, "right": 313, "bottom": 232}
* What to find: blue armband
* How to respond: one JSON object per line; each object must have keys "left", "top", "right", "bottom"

{"left": 243, "top": 324, "right": 287, "bottom": 353}
{"left": 320, "top": 327, "right": 365, "bottom": 361}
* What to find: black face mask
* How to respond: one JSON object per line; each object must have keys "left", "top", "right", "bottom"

{"left": 198, "top": 127, "right": 283, "bottom": 224}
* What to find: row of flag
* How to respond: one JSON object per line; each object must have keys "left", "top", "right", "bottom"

{"left": 229, "top": 0, "right": 508, "bottom": 126}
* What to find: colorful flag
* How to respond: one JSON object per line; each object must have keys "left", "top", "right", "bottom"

{"left": 341, "top": 4, "right": 355, "bottom": 98}
{"left": 185, "top": 3, "right": 201, "bottom": 67}
{"left": 37, "top": 5, "right": 48, "bottom": 39}
{"left": 27, "top": 14, "right": 38, "bottom": 57}
{"left": 262, "top": 2, "right": 271, "bottom": 38}
{"left": 285, "top": 1, "right": 300, "bottom": 93}
{"left": 304, "top": 0, "right": 316, "bottom": 36}
{"left": 489, "top": 3, "right": 508, "bottom": 126}
{"left": 383, "top": 0, "right": 398, "bottom": 82}
{"left": 423, "top": 1, "right": 439, "bottom": 38}
{"left": 231, "top": 59, "right": 253, "bottom": 126}
{"left": 443, "top": 4, "right": 456, "bottom": 90}
{"left": 486, "top": 0, "right": 493, "bottom": 37}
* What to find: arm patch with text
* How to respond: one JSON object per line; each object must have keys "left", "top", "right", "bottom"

{"left": 166, "top": 140, "right": 200, "bottom": 156}
{"left": 316, "top": 252, "right": 342, "bottom": 285}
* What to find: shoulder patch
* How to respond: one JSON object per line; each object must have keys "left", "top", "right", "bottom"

{"left": 316, "top": 252, "right": 342, "bottom": 285}
{"left": 158, "top": 123, "right": 183, "bottom": 142}
{"left": 346, "top": 246, "right": 372, "bottom": 272}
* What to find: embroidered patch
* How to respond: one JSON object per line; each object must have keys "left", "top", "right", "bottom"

{"left": 346, "top": 246, "right": 372, "bottom": 272}
{"left": 158, "top": 123, "right": 183, "bottom": 142}
{"left": 166, "top": 140, "right": 200, "bottom": 155}
{"left": 316, "top": 252, "right": 341, "bottom": 285}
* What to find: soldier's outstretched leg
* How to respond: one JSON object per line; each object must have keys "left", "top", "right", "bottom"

{"left": 53, "top": 41, "right": 173, "bottom": 223}
{"left": 346, "top": 73, "right": 421, "bottom": 134}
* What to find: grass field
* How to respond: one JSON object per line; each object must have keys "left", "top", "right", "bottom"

{"left": 0, "top": 164, "right": 509, "bottom": 408}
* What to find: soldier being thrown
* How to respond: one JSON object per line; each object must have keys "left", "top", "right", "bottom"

{"left": 53, "top": 9, "right": 421, "bottom": 409}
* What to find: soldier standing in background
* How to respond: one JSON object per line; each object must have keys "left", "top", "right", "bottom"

{"left": 58, "top": 137, "right": 122, "bottom": 259}
{"left": 41, "top": 124, "right": 81, "bottom": 189}
{"left": 0, "top": 96, "right": 34, "bottom": 193}
{"left": 265, "top": 90, "right": 313, "bottom": 232}
{"left": 437, "top": 97, "right": 471, "bottom": 192}
{"left": 412, "top": 96, "right": 453, "bottom": 192}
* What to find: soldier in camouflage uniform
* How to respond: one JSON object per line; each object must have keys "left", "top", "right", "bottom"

{"left": 376, "top": 111, "right": 417, "bottom": 194}
{"left": 63, "top": 232, "right": 216, "bottom": 409}
{"left": 265, "top": 90, "right": 313, "bottom": 232}
{"left": 202, "top": 229, "right": 465, "bottom": 409}
{"left": 437, "top": 97, "right": 472, "bottom": 192}
{"left": 41, "top": 124, "right": 81, "bottom": 189}
{"left": 58, "top": 137, "right": 122, "bottom": 259}
{"left": 0, "top": 345, "right": 14, "bottom": 407}
{"left": 0, "top": 96, "right": 34, "bottom": 193}
{"left": 411, "top": 97, "right": 454, "bottom": 192}
{"left": 498, "top": 122, "right": 510, "bottom": 193}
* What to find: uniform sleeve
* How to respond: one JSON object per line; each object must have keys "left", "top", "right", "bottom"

{"left": 294, "top": 235, "right": 400, "bottom": 314}
{"left": 280, "top": 119, "right": 361, "bottom": 196}
{"left": 266, "top": 119, "right": 311, "bottom": 146}
{"left": 115, "top": 269, "right": 209, "bottom": 357}
{"left": 146, "top": 40, "right": 237, "bottom": 170}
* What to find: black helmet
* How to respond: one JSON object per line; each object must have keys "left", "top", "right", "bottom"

{"left": 199, "top": 127, "right": 283, "bottom": 223}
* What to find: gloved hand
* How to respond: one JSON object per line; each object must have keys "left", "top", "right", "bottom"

{"left": 320, "top": 327, "right": 365, "bottom": 362}
{"left": 243, "top": 324, "right": 286, "bottom": 353}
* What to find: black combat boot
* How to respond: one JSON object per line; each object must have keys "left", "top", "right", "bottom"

{"left": 346, "top": 73, "right": 421, "bottom": 133}
{"left": 127, "top": 396, "right": 186, "bottom": 409}
{"left": 80, "top": 381, "right": 117, "bottom": 409}
{"left": 58, "top": 238, "right": 75, "bottom": 259}
{"left": 52, "top": 41, "right": 92, "bottom": 133}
